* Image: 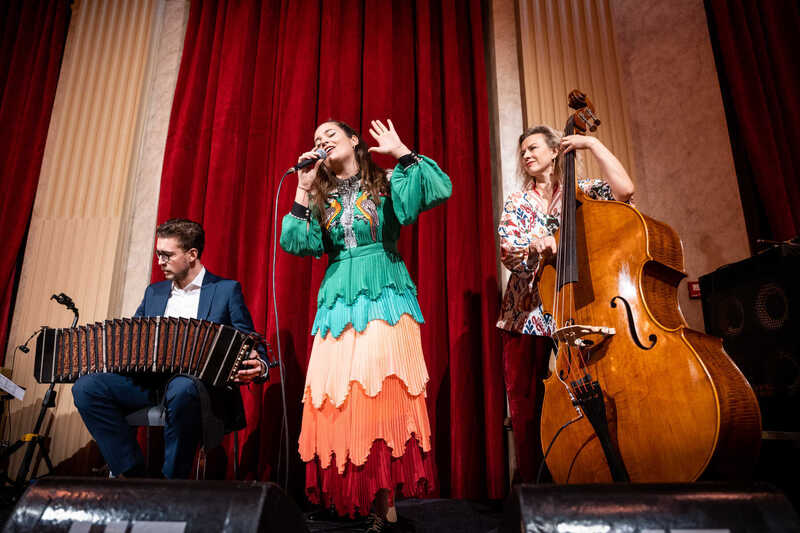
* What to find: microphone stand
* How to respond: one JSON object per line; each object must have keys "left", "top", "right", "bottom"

{"left": 8, "top": 294, "right": 79, "bottom": 489}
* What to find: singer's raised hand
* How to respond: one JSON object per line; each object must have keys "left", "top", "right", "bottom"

{"left": 297, "top": 150, "right": 324, "bottom": 192}
{"left": 368, "top": 119, "right": 411, "bottom": 159}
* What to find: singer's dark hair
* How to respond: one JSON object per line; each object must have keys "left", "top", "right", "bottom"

{"left": 156, "top": 218, "right": 205, "bottom": 258}
{"left": 310, "top": 121, "right": 389, "bottom": 222}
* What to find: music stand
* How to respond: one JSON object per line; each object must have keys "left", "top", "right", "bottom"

{"left": 0, "top": 293, "right": 78, "bottom": 490}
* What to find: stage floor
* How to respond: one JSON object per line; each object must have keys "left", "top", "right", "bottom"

{"left": 305, "top": 498, "right": 503, "bottom": 533}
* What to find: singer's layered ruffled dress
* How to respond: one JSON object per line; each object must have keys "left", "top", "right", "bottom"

{"left": 280, "top": 155, "right": 451, "bottom": 516}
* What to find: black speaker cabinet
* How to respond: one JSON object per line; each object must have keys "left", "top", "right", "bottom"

{"left": 2, "top": 477, "right": 308, "bottom": 532}
{"left": 700, "top": 244, "right": 800, "bottom": 431}
{"left": 504, "top": 483, "right": 800, "bottom": 533}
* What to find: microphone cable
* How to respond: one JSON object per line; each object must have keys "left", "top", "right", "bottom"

{"left": 536, "top": 413, "right": 582, "bottom": 483}
{"left": 271, "top": 168, "right": 293, "bottom": 491}
{"left": 270, "top": 149, "right": 327, "bottom": 489}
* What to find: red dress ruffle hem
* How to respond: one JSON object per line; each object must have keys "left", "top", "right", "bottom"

{"left": 305, "top": 435, "right": 435, "bottom": 517}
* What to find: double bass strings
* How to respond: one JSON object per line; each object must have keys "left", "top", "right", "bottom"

{"left": 552, "top": 119, "right": 587, "bottom": 404}
{"left": 537, "top": 114, "right": 592, "bottom": 483}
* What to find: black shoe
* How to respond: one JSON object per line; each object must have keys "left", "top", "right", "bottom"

{"left": 393, "top": 514, "right": 415, "bottom": 533}
{"left": 307, "top": 507, "right": 338, "bottom": 522}
{"left": 119, "top": 463, "right": 147, "bottom": 478}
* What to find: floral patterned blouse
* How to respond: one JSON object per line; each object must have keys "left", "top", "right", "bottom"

{"left": 496, "top": 178, "right": 618, "bottom": 335}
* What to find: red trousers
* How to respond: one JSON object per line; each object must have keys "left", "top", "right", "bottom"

{"left": 501, "top": 330, "right": 553, "bottom": 483}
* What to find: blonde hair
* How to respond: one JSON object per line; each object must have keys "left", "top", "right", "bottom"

{"left": 517, "top": 125, "right": 563, "bottom": 186}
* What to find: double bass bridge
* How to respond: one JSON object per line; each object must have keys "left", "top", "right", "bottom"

{"left": 553, "top": 324, "right": 615, "bottom": 348}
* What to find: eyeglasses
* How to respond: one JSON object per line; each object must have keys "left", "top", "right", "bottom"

{"left": 156, "top": 250, "right": 181, "bottom": 263}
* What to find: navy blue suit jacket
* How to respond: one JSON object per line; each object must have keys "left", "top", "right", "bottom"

{"left": 134, "top": 270, "right": 257, "bottom": 333}
{"left": 133, "top": 270, "right": 259, "bottom": 432}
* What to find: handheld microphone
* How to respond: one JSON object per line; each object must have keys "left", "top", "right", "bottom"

{"left": 288, "top": 148, "right": 328, "bottom": 174}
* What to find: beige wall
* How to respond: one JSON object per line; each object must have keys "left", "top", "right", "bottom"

{"left": 115, "top": 0, "right": 190, "bottom": 319}
{"left": 487, "top": 0, "right": 527, "bottom": 486}
{"left": 4, "top": 0, "right": 188, "bottom": 478}
{"left": 487, "top": 0, "right": 526, "bottom": 294}
{"left": 609, "top": 0, "right": 749, "bottom": 328}
{"left": 517, "top": 0, "right": 636, "bottom": 185}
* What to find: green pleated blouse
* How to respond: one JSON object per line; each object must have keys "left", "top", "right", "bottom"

{"left": 279, "top": 155, "right": 452, "bottom": 338}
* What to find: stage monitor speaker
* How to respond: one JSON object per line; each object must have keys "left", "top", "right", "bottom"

{"left": 504, "top": 482, "right": 800, "bottom": 533}
{"left": 2, "top": 477, "right": 308, "bottom": 533}
{"left": 699, "top": 244, "right": 800, "bottom": 431}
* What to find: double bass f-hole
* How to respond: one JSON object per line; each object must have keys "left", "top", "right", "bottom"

{"left": 610, "top": 296, "right": 657, "bottom": 350}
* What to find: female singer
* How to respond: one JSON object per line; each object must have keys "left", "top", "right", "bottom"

{"left": 280, "top": 119, "right": 451, "bottom": 531}
{"left": 497, "top": 125, "right": 634, "bottom": 482}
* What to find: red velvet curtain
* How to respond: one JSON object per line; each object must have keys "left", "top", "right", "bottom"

{"left": 705, "top": 0, "right": 800, "bottom": 243}
{"left": 0, "top": 0, "right": 71, "bottom": 359}
{"left": 157, "top": 0, "right": 504, "bottom": 498}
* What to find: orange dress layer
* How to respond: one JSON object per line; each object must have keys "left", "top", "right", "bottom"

{"left": 298, "top": 316, "right": 434, "bottom": 515}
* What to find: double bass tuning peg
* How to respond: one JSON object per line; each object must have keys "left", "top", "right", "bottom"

{"left": 567, "top": 90, "right": 601, "bottom": 134}
{"left": 576, "top": 107, "right": 601, "bottom": 133}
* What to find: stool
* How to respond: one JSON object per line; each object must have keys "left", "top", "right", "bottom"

{"left": 124, "top": 405, "right": 239, "bottom": 480}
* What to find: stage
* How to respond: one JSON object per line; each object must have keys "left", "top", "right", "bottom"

{"left": 0, "top": 480, "right": 503, "bottom": 533}
{"left": 305, "top": 499, "right": 502, "bottom": 533}
{"left": 2, "top": 476, "right": 800, "bottom": 532}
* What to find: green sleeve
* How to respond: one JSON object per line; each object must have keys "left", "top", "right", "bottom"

{"left": 279, "top": 213, "right": 324, "bottom": 257}
{"left": 390, "top": 155, "right": 452, "bottom": 225}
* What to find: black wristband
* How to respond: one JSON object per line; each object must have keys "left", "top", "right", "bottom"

{"left": 290, "top": 201, "right": 311, "bottom": 220}
{"left": 398, "top": 151, "right": 422, "bottom": 169}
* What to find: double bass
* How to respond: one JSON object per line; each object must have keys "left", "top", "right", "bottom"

{"left": 538, "top": 91, "right": 761, "bottom": 483}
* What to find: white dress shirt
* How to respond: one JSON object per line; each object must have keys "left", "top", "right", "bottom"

{"left": 164, "top": 267, "right": 205, "bottom": 319}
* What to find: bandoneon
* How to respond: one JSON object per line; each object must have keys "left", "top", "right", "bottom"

{"left": 33, "top": 317, "right": 263, "bottom": 387}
